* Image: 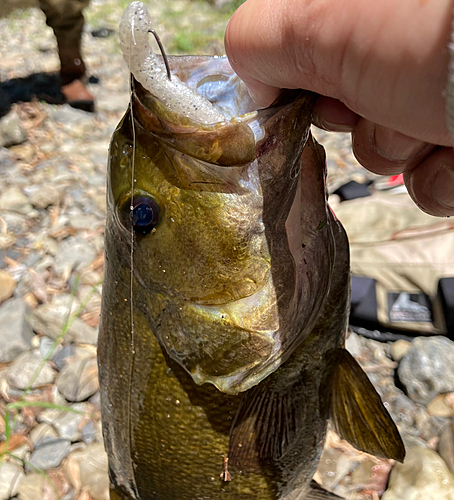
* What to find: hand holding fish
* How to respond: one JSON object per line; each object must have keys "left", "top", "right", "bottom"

{"left": 225, "top": 0, "right": 454, "bottom": 217}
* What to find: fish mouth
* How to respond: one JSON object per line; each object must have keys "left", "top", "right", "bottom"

{"left": 131, "top": 79, "right": 257, "bottom": 167}
{"left": 120, "top": 2, "right": 258, "bottom": 126}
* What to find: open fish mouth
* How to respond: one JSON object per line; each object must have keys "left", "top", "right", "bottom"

{"left": 111, "top": 1, "right": 333, "bottom": 396}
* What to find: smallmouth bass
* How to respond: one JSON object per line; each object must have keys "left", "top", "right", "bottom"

{"left": 98, "top": 3, "right": 405, "bottom": 499}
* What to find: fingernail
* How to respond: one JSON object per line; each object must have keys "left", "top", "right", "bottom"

{"left": 312, "top": 114, "right": 355, "bottom": 133}
{"left": 432, "top": 165, "right": 454, "bottom": 209}
{"left": 245, "top": 84, "right": 267, "bottom": 107}
{"left": 242, "top": 79, "right": 279, "bottom": 108}
{"left": 373, "top": 126, "right": 427, "bottom": 161}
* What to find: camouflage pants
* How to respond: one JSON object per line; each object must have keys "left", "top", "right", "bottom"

{"left": 39, "top": 0, "right": 89, "bottom": 52}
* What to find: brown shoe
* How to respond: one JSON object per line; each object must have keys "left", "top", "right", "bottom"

{"left": 61, "top": 79, "right": 95, "bottom": 113}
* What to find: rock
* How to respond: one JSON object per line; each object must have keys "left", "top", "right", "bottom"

{"left": 29, "top": 422, "right": 60, "bottom": 446}
{"left": 39, "top": 336, "right": 62, "bottom": 361}
{"left": 0, "top": 462, "right": 24, "bottom": 500}
{"left": 10, "top": 442, "right": 32, "bottom": 463}
{"left": 30, "top": 301, "right": 98, "bottom": 345}
{"left": 427, "top": 394, "right": 454, "bottom": 418}
{"left": 16, "top": 472, "right": 46, "bottom": 500}
{"left": 345, "top": 331, "right": 363, "bottom": 358}
{"left": 379, "top": 384, "right": 417, "bottom": 430}
{"left": 390, "top": 339, "right": 411, "bottom": 361}
{"left": 398, "top": 337, "right": 454, "bottom": 404}
{"left": 6, "top": 350, "right": 55, "bottom": 390}
{"left": 50, "top": 104, "right": 95, "bottom": 126}
{"left": 399, "top": 431, "right": 429, "bottom": 450}
{"left": 414, "top": 405, "right": 446, "bottom": 443}
{"left": 78, "top": 283, "right": 102, "bottom": 313}
{"left": 53, "top": 236, "right": 97, "bottom": 275}
{"left": 17, "top": 469, "right": 71, "bottom": 500}
{"left": 0, "top": 233, "right": 16, "bottom": 250}
{"left": 27, "top": 437, "right": 71, "bottom": 471}
{"left": 38, "top": 402, "right": 89, "bottom": 441}
{"left": 350, "top": 457, "right": 393, "bottom": 497}
{"left": 438, "top": 423, "right": 454, "bottom": 474}
{"left": 1, "top": 212, "right": 28, "bottom": 234}
{"left": 79, "top": 270, "right": 103, "bottom": 286}
{"left": 29, "top": 184, "right": 61, "bottom": 209}
{"left": 53, "top": 344, "right": 76, "bottom": 371}
{"left": 95, "top": 92, "right": 129, "bottom": 113}
{"left": 16, "top": 473, "right": 46, "bottom": 500}
{"left": 9, "top": 143, "right": 35, "bottom": 163}
{"left": 382, "top": 447, "right": 454, "bottom": 500}
{"left": 0, "top": 111, "right": 27, "bottom": 148}
{"left": 0, "top": 269, "right": 16, "bottom": 303}
{"left": 88, "top": 389, "right": 101, "bottom": 408}
{"left": 53, "top": 344, "right": 96, "bottom": 372}
{"left": 69, "top": 213, "right": 102, "bottom": 230}
{"left": 82, "top": 420, "right": 96, "bottom": 444}
{"left": 316, "top": 445, "right": 358, "bottom": 490}
{"left": 0, "top": 187, "right": 32, "bottom": 215}
{"left": 0, "top": 298, "right": 34, "bottom": 363}
{"left": 66, "top": 442, "right": 109, "bottom": 500}
{"left": 57, "top": 357, "right": 99, "bottom": 402}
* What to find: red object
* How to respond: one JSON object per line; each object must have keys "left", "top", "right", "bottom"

{"left": 387, "top": 174, "right": 404, "bottom": 187}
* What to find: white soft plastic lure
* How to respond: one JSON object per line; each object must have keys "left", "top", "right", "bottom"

{"left": 119, "top": 1, "right": 225, "bottom": 124}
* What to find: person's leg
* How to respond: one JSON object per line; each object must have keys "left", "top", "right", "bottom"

{"left": 39, "top": 0, "right": 94, "bottom": 111}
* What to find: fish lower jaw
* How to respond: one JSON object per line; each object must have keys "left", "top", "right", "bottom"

{"left": 187, "top": 351, "right": 281, "bottom": 395}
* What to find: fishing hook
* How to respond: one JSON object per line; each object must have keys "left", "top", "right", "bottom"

{"left": 149, "top": 29, "right": 171, "bottom": 81}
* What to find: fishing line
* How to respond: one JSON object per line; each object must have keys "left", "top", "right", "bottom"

{"left": 129, "top": 21, "right": 136, "bottom": 355}
{"left": 126, "top": 16, "right": 137, "bottom": 495}
{"left": 129, "top": 77, "right": 136, "bottom": 353}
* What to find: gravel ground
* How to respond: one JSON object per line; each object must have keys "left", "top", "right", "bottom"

{"left": 0, "top": 2, "right": 454, "bottom": 500}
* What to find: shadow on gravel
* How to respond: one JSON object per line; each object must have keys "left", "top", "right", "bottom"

{"left": 0, "top": 72, "right": 63, "bottom": 116}
{"left": 0, "top": 72, "right": 99, "bottom": 116}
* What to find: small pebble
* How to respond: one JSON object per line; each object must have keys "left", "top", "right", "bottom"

{"left": 0, "top": 463, "right": 24, "bottom": 500}
{"left": 427, "top": 394, "right": 454, "bottom": 418}
{"left": 398, "top": 337, "right": 454, "bottom": 404}
{"left": 0, "top": 269, "right": 16, "bottom": 303}
{"left": 390, "top": 339, "right": 411, "bottom": 361}
{"left": 7, "top": 350, "right": 55, "bottom": 390}
{"left": 57, "top": 357, "right": 99, "bottom": 402}
{"left": 27, "top": 437, "right": 71, "bottom": 471}
{"left": 0, "top": 297, "right": 33, "bottom": 363}
{"left": 382, "top": 447, "right": 454, "bottom": 500}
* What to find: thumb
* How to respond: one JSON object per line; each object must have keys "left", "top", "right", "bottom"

{"left": 225, "top": 0, "right": 452, "bottom": 146}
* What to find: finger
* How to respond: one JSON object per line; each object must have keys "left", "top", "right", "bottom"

{"left": 312, "top": 96, "right": 359, "bottom": 133}
{"left": 404, "top": 147, "right": 454, "bottom": 217}
{"left": 352, "top": 119, "right": 436, "bottom": 176}
{"left": 239, "top": 75, "right": 280, "bottom": 108}
{"left": 225, "top": 0, "right": 452, "bottom": 145}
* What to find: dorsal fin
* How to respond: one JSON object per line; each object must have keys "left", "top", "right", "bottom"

{"left": 330, "top": 349, "right": 405, "bottom": 462}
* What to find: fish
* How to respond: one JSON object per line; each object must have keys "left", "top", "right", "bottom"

{"left": 98, "top": 2, "right": 405, "bottom": 500}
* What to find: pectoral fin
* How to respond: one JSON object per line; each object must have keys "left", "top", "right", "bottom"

{"left": 304, "top": 480, "right": 344, "bottom": 499}
{"left": 228, "top": 375, "right": 307, "bottom": 470}
{"left": 330, "top": 349, "right": 405, "bottom": 462}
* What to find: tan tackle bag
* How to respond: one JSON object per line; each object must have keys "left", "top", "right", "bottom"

{"left": 333, "top": 191, "right": 454, "bottom": 337}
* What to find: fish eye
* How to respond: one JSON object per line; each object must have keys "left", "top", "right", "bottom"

{"left": 121, "top": 196, "right": 161, "bottom": 234}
